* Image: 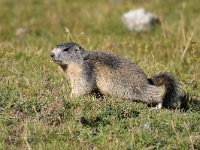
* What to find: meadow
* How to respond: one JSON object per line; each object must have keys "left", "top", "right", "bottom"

{"left": 0, "top": 0, "right": 200, "bottom": 149}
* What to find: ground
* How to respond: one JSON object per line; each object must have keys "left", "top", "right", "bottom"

{"left": 0, "top": 0, "right": 200, "bottom": 149}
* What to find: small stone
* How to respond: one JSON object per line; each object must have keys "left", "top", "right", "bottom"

{"left": 0, "top": 106, "right": 4, "bottom": 111}
{"left": 143, "top": 122, "right": 151, "bottom": 130}
{"left": 15, "top": 27, "right": 30, "bottom": 36}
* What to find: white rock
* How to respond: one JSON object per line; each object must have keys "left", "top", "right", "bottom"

{"left": 122, "top": 8, "right": 160, "bottom": 31}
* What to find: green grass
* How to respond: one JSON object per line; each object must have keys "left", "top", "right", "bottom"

{"left": 0, "top": 0, "right": 200, "bottom": 149}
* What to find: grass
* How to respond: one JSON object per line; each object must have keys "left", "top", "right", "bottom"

{"left": 0, "top": 0, "right": 200, "bottom": 149}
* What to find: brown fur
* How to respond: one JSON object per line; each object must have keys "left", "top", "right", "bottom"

{"left": 51, "top": 42, "right": 180, "bottom": 108}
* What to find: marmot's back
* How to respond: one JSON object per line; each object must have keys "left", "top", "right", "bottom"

{"left": 84, "top": 51, "right": 160, "bottom": 101}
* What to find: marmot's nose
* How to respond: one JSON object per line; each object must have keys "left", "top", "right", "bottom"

{"left": 50, "top": 53, "right": 55, "bottom": 58}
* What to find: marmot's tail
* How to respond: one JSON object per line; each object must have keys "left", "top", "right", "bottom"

{"left": 149, "top": 72, "right": 179, "bottom": 108}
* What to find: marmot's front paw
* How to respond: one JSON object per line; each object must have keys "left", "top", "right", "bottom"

{"left": 70, "top": 92, "right": 74, "bottom": 98}
{"left": 70, "top": 90, "right": 76, "bottom": 98}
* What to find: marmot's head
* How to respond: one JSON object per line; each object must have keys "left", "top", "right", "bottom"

{"left": 50, "top": 42, "right": 85, "bottom": 66}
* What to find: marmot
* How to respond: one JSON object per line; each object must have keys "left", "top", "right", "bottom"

{"left": 50, "top": 42, "right": 182, "bottom": 109}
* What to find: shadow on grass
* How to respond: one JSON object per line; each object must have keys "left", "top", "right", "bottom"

{"left": 188, "top": 97, "right": 200, "bottom": 112}
{"left": 146, "top": 92, "right": 200, "bottom": 112}
{"left": 80, "top": 106, "right": 140, "bottom": 128}
{"left": 80, "top": 116, "right": 110, "bottom": 127}
{"left": 177, "top": 92, "right": 200, "bottom": 112}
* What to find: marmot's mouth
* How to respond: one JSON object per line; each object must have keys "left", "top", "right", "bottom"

{"left": 52, "top": 59, "right": 62, "bottom": 64}
{"left": 52, "top": 59, "right": 68, "bottom": 66}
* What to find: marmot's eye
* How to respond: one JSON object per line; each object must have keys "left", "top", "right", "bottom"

{"left": 63, "top": 48, "right": 69, "bottom": 52}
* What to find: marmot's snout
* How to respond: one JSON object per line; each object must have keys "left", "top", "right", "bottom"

{"left": 50, "top": 52, "right": 55, "bottom": 58}
{"left": 50, "top": 50, "right": 62, "bottom": 64}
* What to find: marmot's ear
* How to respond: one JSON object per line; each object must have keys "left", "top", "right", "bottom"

{"left": 74, "top": 45, "right": 84, "bottom": 55}
{"left": 73, "top": 45, "right": 80, "bottom": 52}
